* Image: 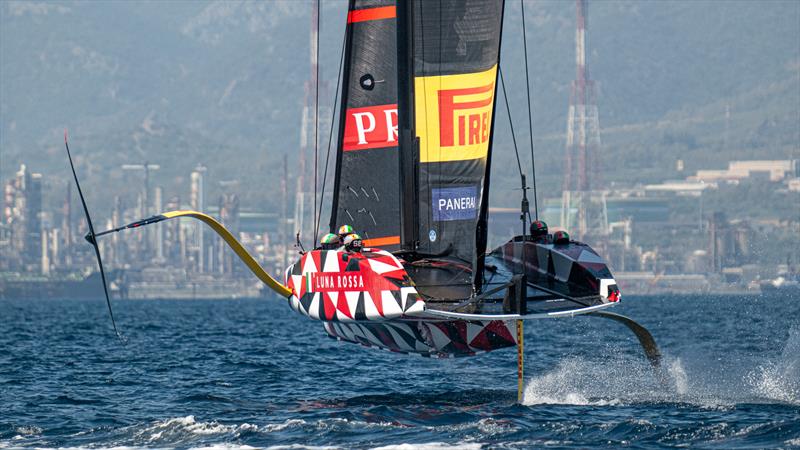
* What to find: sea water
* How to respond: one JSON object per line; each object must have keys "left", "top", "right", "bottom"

{"left": 1, "top": 294, "right": 798, "bottom": 449}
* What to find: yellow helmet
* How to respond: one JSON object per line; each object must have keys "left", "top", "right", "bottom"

{"left": 338, "top": 224, "right": 354, "bottom": 237}
{"left": 321, "top": 233, "right": 339, "bottom": 245}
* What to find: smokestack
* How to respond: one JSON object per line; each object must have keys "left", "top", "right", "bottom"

{"left": 154, "top": 186, "right": 164, "bottom": 262}
{"left": 41, "top": 231, "right": 49, "bottom": 275}
{"left": 190, "top": 165, "right": 207, "bottom": 272}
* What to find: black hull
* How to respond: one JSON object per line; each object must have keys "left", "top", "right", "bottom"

{"left": 405, "top": 235, "right": 619, "bottom": 316}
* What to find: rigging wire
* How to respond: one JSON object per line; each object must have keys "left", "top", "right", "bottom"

{"left": 499, "top": 66, "right": 531, "bottom": 256}
{"left": 501, "top": 53, "right": 529, "bottom": 406}
{"left": 314, "top": 17, "right": 348, "bottom": 241}
{"left": 521, "top": 0, "right": 539, "bottom": 220}
{"left": 498, "top": 66, "right": 525, "bottom": 181}
{"left": 312, "top": 0, "right": 321, "bottom": 248}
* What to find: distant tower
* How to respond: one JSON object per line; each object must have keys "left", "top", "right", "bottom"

{"left": 281, "top": 154, "right": 289, "bottom": 271}
{"left": 61, "top": 181, "right": 73, "bottom": 265}
{"left": 561, "top": 0, "right": 605, "bottom": 240}
{"left": 191, "top": 165, "right": 207, "bottom": 272}
{"left": 3, "top": 179, "right": 13, "bottom": 225}
{"left": 10, "top": 166, "right": 44, "bottom": 270}
{"left": 122, "top": 162, "right": 160, "bottom": 259}
{"left": 28, "top": 172, "right": 43, "bottom": 271}
{"left": 217, "top": 192, "right": 240, "bottom": 275}
{"left": 154, "top": 186, "right": 164, "bottom": 262}
{"left": 164, "top": 195, "right": 182, "bottom": 265}
{"left": 724, "top": 102, "right": 731, "bottom": 151}
{"left": 112, "top": 195, "right": 123, "bottom": 267}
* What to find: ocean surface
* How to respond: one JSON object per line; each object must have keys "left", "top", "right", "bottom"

{"left": 1, "top": 294, "right": 798, "bottom": 449}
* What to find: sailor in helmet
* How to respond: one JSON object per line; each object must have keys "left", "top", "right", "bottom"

{"left": 552, "top": 230, "right": 570, "bottom": 245}
{"left": 319, "top": 233, "right": 340, "bottom": 250}
{"left": 337, "top": 224, "right": 354, "bottom": 241}
{"left": 529, "top": 220, "right": 549, "bottom": 242}
{"left": 342, "top": 233, "right": 363, "bottom": 253}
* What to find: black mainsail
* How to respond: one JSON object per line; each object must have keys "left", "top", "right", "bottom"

{"left": 330, "top": 0, "right": 402, "bottom": 250}
{"left": 331, "top": 0, "right": 504, "bottom": 273}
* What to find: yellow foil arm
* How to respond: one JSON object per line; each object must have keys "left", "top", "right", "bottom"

{"left": 162, "top": 210, "right": 292, "bottom": 297}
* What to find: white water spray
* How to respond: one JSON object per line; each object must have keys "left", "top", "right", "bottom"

{"left": 748, "top": 326, "right": 800, "bottom": 404}
{"left": 522, "top": 327, "right": 800, "bottom": 406}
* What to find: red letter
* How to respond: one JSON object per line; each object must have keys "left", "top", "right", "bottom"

{"left": 458, "top": 115, "right": 466, "bottom": 146}
{"left": 468, "top": 114, "right": 480, "bottom": 145}
{"left": 481, "top": 112, "right": 489, "bottom": 142}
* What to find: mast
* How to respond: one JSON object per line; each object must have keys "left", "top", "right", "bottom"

{"left": 396, "top": 0, "right": 417, "bottom": 251}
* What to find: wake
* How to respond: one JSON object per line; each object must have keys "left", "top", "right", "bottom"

{"left": 748, "top": 327, "right": 800, "bottom": 404}
{"left": 522, "top": 327, "right": 800, "bottom": 407}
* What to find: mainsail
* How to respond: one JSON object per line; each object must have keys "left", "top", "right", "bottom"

{"left": 331, "top": 0, "right": 504, "bottom": 268}
{"left": 330, "top": 0, "right": 402, "bottom": 250}
{"left": 403, "top": 0, "right": 504, "bottom": 275}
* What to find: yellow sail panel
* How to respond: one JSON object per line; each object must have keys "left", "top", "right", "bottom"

{"left": 414, "top": 64, "right": 497, "bottom": 163}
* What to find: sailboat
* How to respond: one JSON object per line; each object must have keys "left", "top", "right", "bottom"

{"left": 66, "top": 0, "right": 660, "bottom": 402}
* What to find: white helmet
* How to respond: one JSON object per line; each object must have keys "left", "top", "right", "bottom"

{"left": 343, "top": 233, "right": 363, "bottom": 252}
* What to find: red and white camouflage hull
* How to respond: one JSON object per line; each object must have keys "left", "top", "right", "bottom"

{"left": 285, "top": 248, "right": 517, "bottom": 357}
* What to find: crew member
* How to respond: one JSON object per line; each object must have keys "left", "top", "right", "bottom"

{"left": 320, "top": 233, "right": 340, "bottom": 250}
{"left": 530, "top": 220, "right": 549, "bottom": 242}
{"left": 337, "top": 224, "right": 354, "bottom": 241}
{"left": 553, "top": 230, "right": 570, "bottom": 245}
{"left": 342, "top": 233, "right": 363, "bottom": 253}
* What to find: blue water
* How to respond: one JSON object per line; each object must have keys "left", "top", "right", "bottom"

{"left": 1, "top": 295, "right": 798, "bottom": 449}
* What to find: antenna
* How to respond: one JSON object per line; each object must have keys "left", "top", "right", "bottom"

{"left": 562, "top": 0, "right": 604, "bottom": 241}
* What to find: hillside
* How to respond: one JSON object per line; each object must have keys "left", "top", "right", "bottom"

{"left": 1, "top": 0, "right": 798, "bottom": 215}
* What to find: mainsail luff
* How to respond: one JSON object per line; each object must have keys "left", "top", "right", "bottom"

{"left": 475, "top": 0, "right": 505, "bottom": 290}
{"left": 396, "top": 0, "right": 418, "bottom": 252}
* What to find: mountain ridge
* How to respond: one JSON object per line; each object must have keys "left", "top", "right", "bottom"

{"left": 1, "top": 0, "right": 797, "bottom": 214}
